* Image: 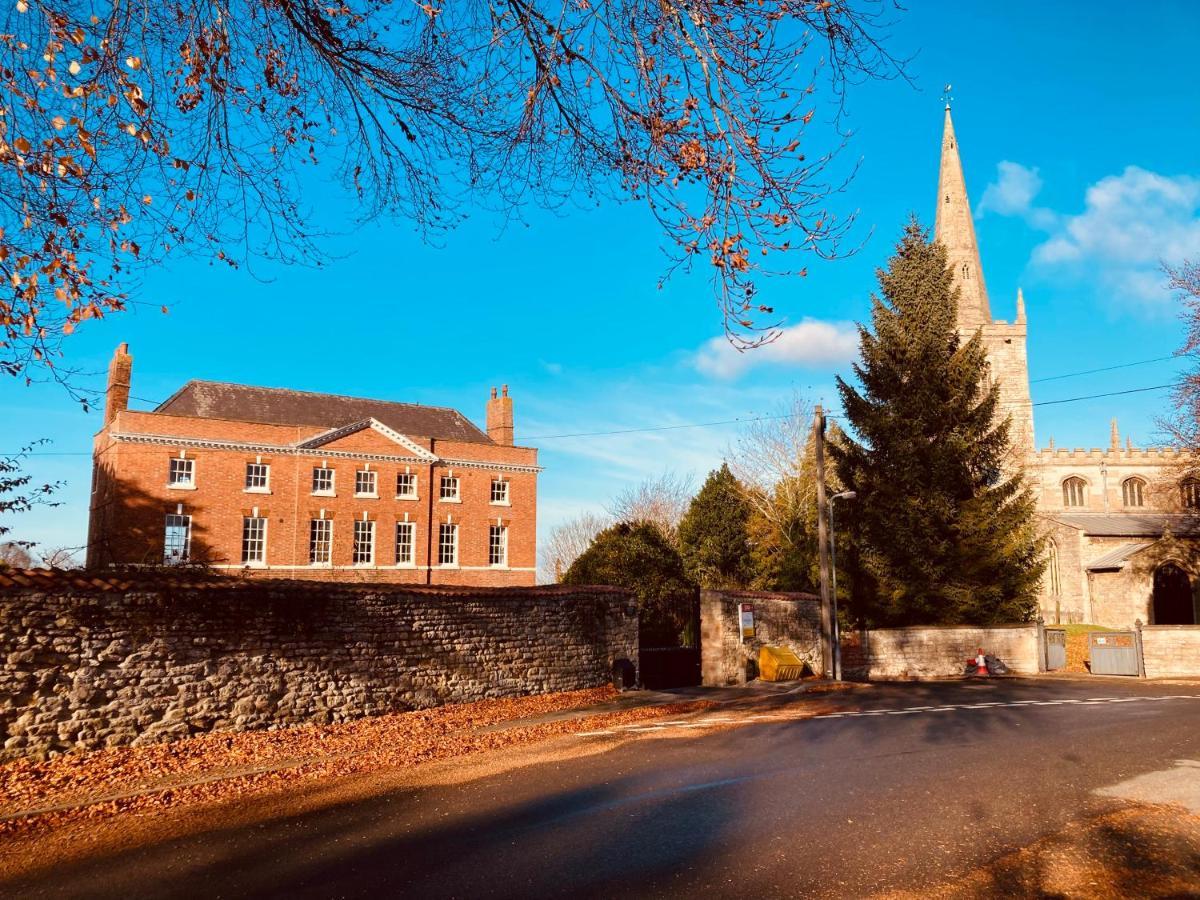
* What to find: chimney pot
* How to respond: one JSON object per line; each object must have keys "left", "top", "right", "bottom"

{"left": 486, "top": 383, "right": 514, "bottom": 446}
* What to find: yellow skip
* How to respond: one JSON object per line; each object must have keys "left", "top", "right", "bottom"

{"left": 758, "top": 645, "right": 806, "bottom": 682}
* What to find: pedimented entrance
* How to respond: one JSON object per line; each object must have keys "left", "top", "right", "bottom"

{"left": 1152, "top": 563, "right": 1196, "bottom": 625}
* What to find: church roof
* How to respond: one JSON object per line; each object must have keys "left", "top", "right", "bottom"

{"left": 154, "top": 381, "right": 493, "bottom": 444}
{"left": 1085, "top": 542, "right": 1152, "bottom": 571}
{"left": 1051, "top": 513, "right": 1200, "bottom": 537}
{"left": 935, "top": 106, "right": 992, "bottom": 330}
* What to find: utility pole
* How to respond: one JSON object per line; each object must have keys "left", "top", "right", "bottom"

{"left": 829, "top": 491, "right": 857, "bottom": 682}
{"left": 814, "top": 405, "right": 834, "bottom": 679}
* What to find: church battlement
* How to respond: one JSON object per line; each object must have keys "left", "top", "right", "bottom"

{"left": 1032, "top": 446, "right": 1185, "bottom": 462}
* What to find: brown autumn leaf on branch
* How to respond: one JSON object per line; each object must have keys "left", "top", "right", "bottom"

{"left": 0, "top": 0, "right": 905, "bottom": 395}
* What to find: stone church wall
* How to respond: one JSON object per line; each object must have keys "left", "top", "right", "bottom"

{"left": 0, "top": 574, "right": 637, "bottom": 760}
{"left": 1141, "top": 626, "right": 1200, "bottom": 678}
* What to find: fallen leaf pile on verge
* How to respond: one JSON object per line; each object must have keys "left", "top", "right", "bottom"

{"left": 877, "top": 804, "right": 1200, "bottom": 899}
{"left": 1065, "top": 631, "right": 1090, "bottom": 673}
{"left": 0, "top": 687, "right": 712, "bottom": 839}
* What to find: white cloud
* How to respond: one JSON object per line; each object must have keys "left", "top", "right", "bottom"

{"left": 1031, "top": 167, "right": 1200, "bottom": 305}
{"left": 980, "top": 161, "right": 1043, "bottom": 216}
{"left": 982, "top": 162, "right": 1200, "bottom": 308}
{"left": 979, "top": 160, "right": 1058, "bottom": 229}
{"left": 694, "top": 318, "right": 858, "bottom": 379}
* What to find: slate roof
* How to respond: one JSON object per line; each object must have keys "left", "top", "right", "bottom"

{"left": 1051, "top": 513, "right": 1200, "bottom": 537}
{"left": 154, "top": 381, "right": 492, "bottom": 444}
{"left": 1085, "top": 542, "right": 1152, "bottom": 572}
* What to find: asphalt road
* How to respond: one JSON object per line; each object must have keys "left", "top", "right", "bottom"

{"left": 10, "top": 678, "right": 1200, "bottom": 898}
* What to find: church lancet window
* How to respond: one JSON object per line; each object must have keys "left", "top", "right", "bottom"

{"left": 1062, "top": 477, "right": 1087, "bottom": 508}
{"left": 1122, "top": 477, "right": 1146, "bottom": 508}
{"left": 1182, "top": 478, "right": 1200, "bottom": 510}
{"left": 961, "top": 262, "right": 971, "bottom": 280}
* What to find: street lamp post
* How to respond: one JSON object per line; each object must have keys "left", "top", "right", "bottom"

{"left": 829, "top": 490, "right": 856, "bottom": 682}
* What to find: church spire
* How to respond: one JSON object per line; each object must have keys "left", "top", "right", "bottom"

{"left": 935, "top": 105, "right": 992, "bottom": 331}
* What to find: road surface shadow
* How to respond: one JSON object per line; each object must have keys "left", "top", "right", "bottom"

{"left": 4, "top": 762, "right": 746, "bottom": 899}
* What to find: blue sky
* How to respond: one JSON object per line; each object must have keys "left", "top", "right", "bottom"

{"left": 4, "top": 1, "right": 1200, "bottom": 561}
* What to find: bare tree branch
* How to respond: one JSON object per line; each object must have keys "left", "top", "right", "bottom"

{"left": 0, "top": 0, "right": 906, "bottom": 391}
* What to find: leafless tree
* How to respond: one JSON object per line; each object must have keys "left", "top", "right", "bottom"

{"left": 726, "top": 391, "right": 813, "bottom": 531}
{"left": 39, "top": 544, "right": 81, "bottom": 568}
{"left": 0, "top": 541, "right": 33, "bottom": 567}
{"left": 539, "top": 510, "right": 610, "bottom": 583}
{"left": 1165, "top": 260, "right": 1200, "bottom": 452}
{"left": 0, "top": 1, "right": 905, "bottom": 395}
{"left": 607, "top": 471, "right": 694, "bottom": 544}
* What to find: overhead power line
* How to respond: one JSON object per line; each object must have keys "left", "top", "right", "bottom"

{"left": 1030, "top": 355, "right": 1180, "bottom": 384}
{"left": 1030, "top": 383, "right": 1175, "bottom": 407}
{"left": 525, "top": 383, "right": 1180, "bottom": 440}
{"left": 3, "top": 381, "right": 1182, "bottom": 452}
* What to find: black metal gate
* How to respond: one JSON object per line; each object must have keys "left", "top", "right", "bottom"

{"left": 638, "top": 647, "right": 701, "bottom": 689}
{"left": 638, "top": 592, "right": 702, "bottom": 689}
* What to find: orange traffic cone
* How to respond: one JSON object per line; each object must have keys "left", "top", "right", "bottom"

{"left": 975, "top": 648, "right": 988, "bottom": 677}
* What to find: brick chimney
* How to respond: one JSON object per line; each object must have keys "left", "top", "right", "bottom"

{"left": 486, "top": 385, "right": 514, "bottom": 446}
{"left": 103, "top": 343, "right": 132, "bottom": 426}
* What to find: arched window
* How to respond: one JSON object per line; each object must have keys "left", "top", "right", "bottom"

{"left": 1062, "top": 477, "right": 1087, "bottom": 508}
{"left": 1183, "top": 478, "right": 1200, "bottom": 510}
{"left": 1122, "top": 477, "right": 1146, "bottom": 508}
{"left": 1047, "top": 542, "right": 1061, "bottom": 598}
{"left": 961, "top": 262, "right": 971, "bottom": 280}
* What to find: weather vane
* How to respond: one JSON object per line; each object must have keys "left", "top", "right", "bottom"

{"left": 942, "top": 83, "right": 954, "bottom": 110}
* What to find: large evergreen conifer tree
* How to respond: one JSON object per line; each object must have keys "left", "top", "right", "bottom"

{"left": 678, "top": 464, "right": 752, "bottom": 589}
{"left": 831, "top": 220, "right": 1043, "bottom": 626}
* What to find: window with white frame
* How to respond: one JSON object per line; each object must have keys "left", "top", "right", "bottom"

{"left": 168, "top": 457, "right": 194, "bottom": 488}
{"left": 245, "top": 462, "right": 270, "bottom": 492}
{"left": 1062, "top": 477, "right": 1086, "bottom": 508}
{"left": 438, "top": 523, "right": 458, "bottom": 566}
{"left": 241, "top": 516, "right": 266, "bottom": 564}
{"left": 312, "top": 466, "right": 335, "bottom": 495}
{"left": 439, "top": 475, "right": 460, "bottom": 502}
{"left": 396, "top": 472, "right": 417, "bottom": 499}
{"left": 355, "top": 469, "right": 378, "bottom": 497}
{"left": 488, "top": 524, "right": 508, "bottom": 567}
{"left": 1122, "top": 477, "right": 1146, "bottom": 508}
{"left": 163, "top": 514, "right": 191, "bottom": 564}
{"left": 395, "top": 521, "right": 415, "bottom": 565}
{"left": 353, "top": 519, "right": 375, "bottom": 564}
{"left": 309, "top": 519, "right": 333, "bottom": 565}
{"left": 490, "top": 478, "right": 509, "bottom": 505}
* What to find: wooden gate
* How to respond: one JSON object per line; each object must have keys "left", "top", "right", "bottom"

{"left": 1043, "top": 628, "right": 1067, "bottom": 671}
{"left": 1089, "top": 631, "right": 1142, "bottom": 676}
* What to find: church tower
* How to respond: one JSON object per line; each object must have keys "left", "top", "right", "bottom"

{"left": 934, "top": 104, "right": 1036, "bottom": 454}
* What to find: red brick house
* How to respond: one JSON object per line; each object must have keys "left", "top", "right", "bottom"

{"left": 87, "top": 344, "right": 539, "bottom": 585}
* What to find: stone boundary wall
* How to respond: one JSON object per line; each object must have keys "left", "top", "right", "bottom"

{"left": 851, "top": 624, "right": 1040, "bottom": 680}
{"left": 1141, "top": 626, "right": 1200, "bottom": 679}
{"left": 700, "top": 589, "right": 822, "bottom": 686}
{"left": 0, "top": 573, "right": 637, "bottom": 760}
